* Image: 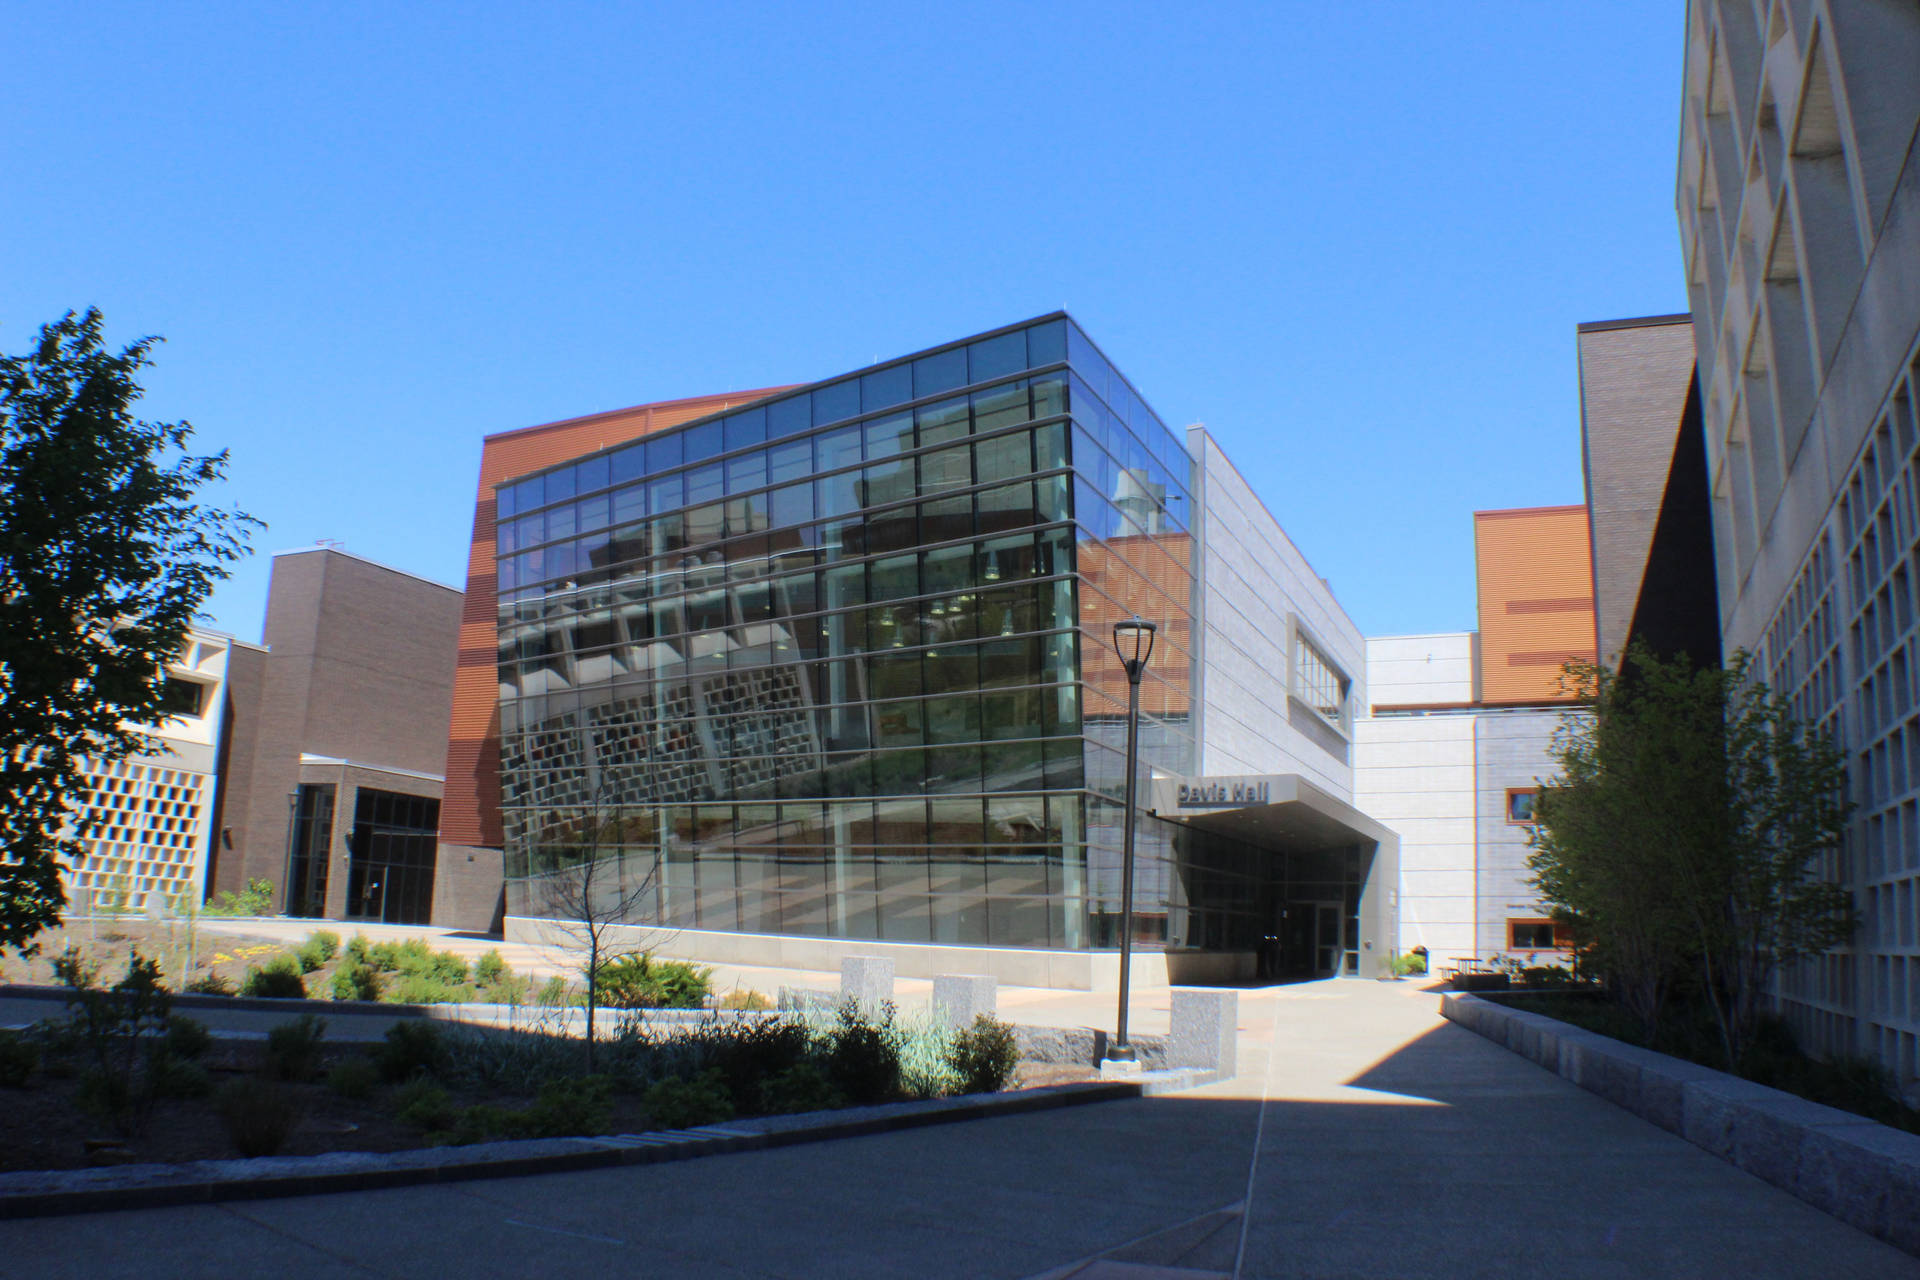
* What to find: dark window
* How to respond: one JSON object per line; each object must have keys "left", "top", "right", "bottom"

{"left": 1506, "top": 788, "right": 1538, "bottom": 824}
{"left": 683, "top": 420, "right": 722, "bottom": 463}
{"left": 812, "top": 380, "right": 861, "bottom": 427}
{"left": 160, "top": 677, "right": 206, "bottom": 718}
{"left": 1507, "top": 919, "right": 1568, "bottom": 951}
{"left": 285, "top": 784, "right": 335, "bottom": 918}
{"left": 576, "top": 454, "right": 610, "bottom": 495}
{"left": 345, "top": 788, "right": 441, "bottom": 925}
{"left": 861, "top": 364, "right": 912, "bottom": 413}
{"left": 723, "top": 407, "right": 767, "bottom": 452}
{"left": 1026, "top": 318, "right": 1067, "bottom": 367}
{"left": 544, "top": 465, "right": 576, "bottom": 505}
{"left": 969, "top": 331, "right": 1027, "bottom": 383}
{"left": 768, "top": 395, "right": 811, "bottom": 439}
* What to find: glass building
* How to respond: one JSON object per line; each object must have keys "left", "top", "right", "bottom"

{"left": 490, "top": 314, "right": 1391, "bottom": 971}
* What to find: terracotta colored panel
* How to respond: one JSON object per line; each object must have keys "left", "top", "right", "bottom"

{"left": 1474, "top": 506, "right": 1597, "bottom": 703}
{"left": 437, "top": 385, "right": 796, "bottom": 849}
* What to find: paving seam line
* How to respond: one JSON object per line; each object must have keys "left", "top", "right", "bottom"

{"left": 0, "top": 1079, "right": 1146, "bottom": 1220}
{"left": 1441, "top": 991, "right": 1920, "bottom": 1259}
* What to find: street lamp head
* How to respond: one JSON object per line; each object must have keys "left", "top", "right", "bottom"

{"left": 1112, "top": 616, "right": 1157, "bottom": 677}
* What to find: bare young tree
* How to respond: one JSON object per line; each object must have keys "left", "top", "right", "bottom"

{"left": 529, "top": 794, "right": 665, "bottom": 1071}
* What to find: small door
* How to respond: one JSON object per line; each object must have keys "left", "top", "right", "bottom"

{"left": 1314, "top": 902, "right": 1343, "bottom": 977}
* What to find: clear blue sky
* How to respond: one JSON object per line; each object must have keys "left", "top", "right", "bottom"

{"left": 2, "top": 3, "right": 1688, "bottom": 642}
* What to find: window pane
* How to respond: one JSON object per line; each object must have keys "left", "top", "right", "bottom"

{"left": 678, "top": 420, "right": 718, "bottom": 463}
{"left": 812, "top": 380, "right": 860, "bottom": 427}
{"left": 768, "top": 395, "right": 811, "bottom": 439}
{"left": 969, "top": 331, "right": 1027, "bottom": 383}
{"left": 726, "top": 449, "right": 767, "bottom": 495}
{"left": 768, "top": 436, "right": 812, "bottom": 483}
{"left": 921, "top": 443, "right": 972, "bottom": 493}
{"left": 611, "top": 443, "right": 647, "bottom": 486}
{"left": 496, "top": 482, "right": 519, "bottom": 520}
{"left": 723, "top": 407, "right": 767, "bottom": 452}
{"left": 576, "top": 455, "right": 610, "bottom": 495}
{"left": 861, "top": 364, "right": 912, "bottom": 413}
{"left": 815, "top": 425, "right": 862, "bottom": 471}
{"left": 645, "top": 432, "right": 683, "bottom": 474}
{"left": 1027, "top": 318, "right": 1067, "bottom": 366}
{"left": 973, "top": 381, "right": 1030, "bottom": 434}
{"left": 687, "top": 461, "right": 725, "bottom": 505}
{"left": 913, "top": 347, "right": 968, "bottom": 398}
{"left": 863, "top": 411, "right": 913, "bottom": 460}
{"left": 612, "top": 484, "right": 646, "bottom": 525}
{"left": 544, "top": 465, "right": 576, "bottom": 505}
{"left": 770, "top": 481, "right": 813, "bottom": 529}
{"left": 917, "top": 396, "right": 969, "bottom": 447}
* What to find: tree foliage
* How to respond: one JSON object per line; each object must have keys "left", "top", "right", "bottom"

{"left": 0, "top": 309, "right": 257, "bottom": 952}
{"left": 1530, "top": 647, "right": 1853, "bottom": 1068}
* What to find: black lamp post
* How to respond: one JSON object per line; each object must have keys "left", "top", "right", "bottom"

{"left": 1107, "top": 615, "right": 1156, "bottom": 1065}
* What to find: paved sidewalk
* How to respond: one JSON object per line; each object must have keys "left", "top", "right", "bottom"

{"left": 5, "top": 981, "right": 1916, "bottom": 1278}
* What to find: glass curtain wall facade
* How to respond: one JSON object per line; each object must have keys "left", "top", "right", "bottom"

{"left": 494, "top": 315, "right": 1213, "bottom": 951}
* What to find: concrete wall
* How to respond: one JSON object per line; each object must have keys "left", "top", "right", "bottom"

{"left": 1190, "top": 427, "right": 1366, "bottom": 800}
{"left": 1366, "top": 633, "right": 1477, "bottom": 707}
{"left": 1354, "top": 710, "right": 1476, "bottom": 970}
{"left": 1472, "top": 708, "right": 1567, "bottom": 960}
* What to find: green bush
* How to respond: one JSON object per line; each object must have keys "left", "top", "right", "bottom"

{"left": 824, "top": 1003, "right": 902, "bottom": 1105}
{"left": 204, "top": 878, "right": 276, "bottom": 917}
{"left": 326, "top": 1055, "right": 379, "bottom": 1101}
{"left": 758, "top": 1062, "right": 841, "bottom": 1115}
{"left": 363, "top": 939, "right": 469, "bottom": 985}
{"left": 165, "top": 1015, "right": 212, "bottom": 1061}
{"left": 537, "top": 975, "right": 572, "bottom": 1007}
{"left": 345, "top": 934, "right": 373, "bottom": 965}
{"left": 183, "top": 971, "right": 236, "bottom": 996}
{"left": 394, "top": 1078, "right": 457, "bottom": 1132}
{"left": 331, "top": 962, "right": 384, "bottom": 1002}
{"left": 241, "top": 956, "right": 307, "bottom": 1000}
{"left": 149, "top": 1052, "right": 212, "bottom": 1100}
{"left": 379, "top": 1020, "right": 448, "bottom": 1083}
{"left": 219, "top": 1079, "right": 300, "bottom": 1156}
{"left": 642, "top": 1069, "right": 735, "bottom": 1130}
{"left": 595, "top": 954, "right": 712, "bottom": 1009}
{"left": 0, "top": 1030, "right": 39, "bottom": 1087}
{"left": 295, "top": 931, "right": 341, "bottom": 974}
{"left": 386, "top": 972, "right": 470, "bottom": 1005}
{"left": 56, "top": 948, "right": 172, "bottom": 1135}
{"left": 947, "top": 1015, "right": 1019, "bottom": 1094}
{"left": 695, "top": 1018, "right": 811, "bottom": 1113}
{"left": 521, "top": 1074, "right": 614, "bottom": 1138}
{"left": 474, "top": 950, "right": 508, "bottom": 986}
{"left": 264, "top": 1014, "right": 328, "bottom": 1082}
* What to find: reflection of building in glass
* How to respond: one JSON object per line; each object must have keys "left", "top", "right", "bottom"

{"left": 461, "top": 315, "right": 1398, "bottom": 987}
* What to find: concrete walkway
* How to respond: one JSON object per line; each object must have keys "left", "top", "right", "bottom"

{"left": 5, "top": 980, "right": 1917, "bottom": 1278}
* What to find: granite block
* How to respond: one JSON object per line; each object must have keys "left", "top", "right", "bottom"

{"left": 1168, "top": 988, "right": 1237, "bottom": 1074}
{"left": 839, "top": 956, "right": 894, "bottom": 1012}
{"left": 931, "top": 974, "right": 997, "bottom": 1029}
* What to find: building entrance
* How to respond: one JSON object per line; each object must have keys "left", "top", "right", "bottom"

{"left": 343, "top": 789, "right": 440, "bottom": 925}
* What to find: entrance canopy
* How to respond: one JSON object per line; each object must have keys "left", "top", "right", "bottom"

{"left": 1147, "top": 772, "right": 1395, "bottom": 851}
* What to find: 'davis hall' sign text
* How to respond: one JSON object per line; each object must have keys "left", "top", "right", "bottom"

{"left": 1175, "top": 779, "right": 1272, "bottom": 808}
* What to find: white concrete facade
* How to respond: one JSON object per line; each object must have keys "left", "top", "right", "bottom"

{"left": 1189, "top": 427, "right": 1366, "bottom": 801}
{"left": 68, "top": 628, "right": 239, "bottom": 913}
{"left": 1679, "top": 0, "right": 1920, "bottom": 1079}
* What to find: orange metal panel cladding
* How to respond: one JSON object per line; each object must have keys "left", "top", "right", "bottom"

{"left": 439, "top": 386, "right": 796, "bottom": 849}
{"left": 1474, "top": 505, "right": 1597, "bottom": 704}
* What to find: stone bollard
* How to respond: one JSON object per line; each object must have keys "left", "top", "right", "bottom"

{"left": 840, "top": 956, "right": 895, "bottom": 1014}
{"left": 931, "top": 974, "right": 997, "bottom": 1029}
{"left": 777, "top": 986, "right": 835, "bottom": 1014}
{"left": 1168, "top": 987, "right": 1238, "bottom": 1076}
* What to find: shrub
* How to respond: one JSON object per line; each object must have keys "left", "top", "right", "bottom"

{"left": 824, "top": 1003, "right": 901, "bottom": 1105}
{"left": 149, "top": 1053, "right": 212, "bottom": 1100}
{"left": 717, "top": 987, "right": 773, "bottom": 1011}
{"left": 345, "top": 934, "right": 373, "bottom": 965}
{"left": 265, "top": 1014, "right": 328, "bottom": 1082}
{"left": 521, "top": 1074, "right": 614, "bottom": 1138}
{"left": 295, "top": 931, "right": 341, "bottom": 974}
{"left": 1518, "top": 963, "right": 1576, "bottom": 987}
{"left": 165, "top": 1015, "right": 212, "bottom": 1061}
{"left": 183, "top": 971, "right": 236, "bottom": 996}
{"left": 474, "top": 950, "right": 508, "bottom": 987}
{"left": 642, "top": 1069, "right": 735, "bottom": 1130}
{"left": 1390, "top": 954, "right": 1428, "bottom": 978}
{"left": 241, "top": 957, "right": 307, "bottom": 1000}
{"left": 386, "top": 972, "right": 469, "bottom": 1005}
{"left": 218, "top": 1079, "right": 300, "bottom": 1156}
{"left": 204, "top": 878, "right": 276, "bottom": 918}
{"left": 596, "top": 954, "right": 712, "bottom": 1009}
{"left": 57, "top": 948, "right": 172, "bottom": 1135}
{"left": 379, "top": 1020, "right": 448, "bottom": 1083}
{"left": 326, "top": 1055, "right": 379, "bottom": 1101}
{"left": 948, "top": 1015, "right": 1020, "bottom": 1094}
{"left": 694, "top": 1018, "right": 811, "bottom": 1113}
{"left": 331, "top": 962, "right": 384, "bottom": 1002}
{"left": 394, "top": 1079, "right": 457, "bottom": 1132}
{"left": 758, "top": 1062, "right": 841, "bottom": 1115}
{"left": 537, "top": 975, "right": 572, "bottom": 1007}
{"left": 0, "top": 1030, "right": 39, "bottom": 1087}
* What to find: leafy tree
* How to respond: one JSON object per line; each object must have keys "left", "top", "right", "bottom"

{"left": 1531, "top": 647, "right": 1853, "bottom": 1068}
{"left": 0, "top": 309, "right": 257, "bottom": 952}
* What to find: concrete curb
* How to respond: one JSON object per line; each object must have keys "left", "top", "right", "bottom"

{"left": 1442, "top": 992, "right": 1920, "bottom": 1257}
{"left": 0, "top": 1080, "right": 1142, "bottom": 1220}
